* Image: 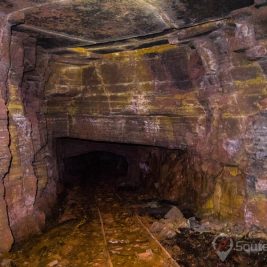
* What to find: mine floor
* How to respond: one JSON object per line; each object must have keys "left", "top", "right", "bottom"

{"left": 5, "top": 182, "right": 178, "bottom": 267}
{"left": 2, "top": 181, "right": 267, "bottom": 267}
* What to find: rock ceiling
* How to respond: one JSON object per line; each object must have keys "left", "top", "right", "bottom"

{"left": 1, "top": 0, "right": 254, "bottom": 51}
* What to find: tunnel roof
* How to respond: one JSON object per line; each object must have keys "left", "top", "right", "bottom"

{"left": 1, "top": 0, "right": 254, "bottom": 50}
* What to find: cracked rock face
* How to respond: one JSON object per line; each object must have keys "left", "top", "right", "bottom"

{"left": 0, "top": 0, "right": 255, "bottom": 48}
{"left": 0, "top": 0, "right": 267, "bottom": 253}
{"left": 0, "top": 16, "right": 13, "bottom": 253}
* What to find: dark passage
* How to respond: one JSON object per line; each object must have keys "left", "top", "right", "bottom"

{"left": 63, "top": 151, "right": 128, "bottom": 187}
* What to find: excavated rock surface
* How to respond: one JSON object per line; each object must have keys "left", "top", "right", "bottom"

{"left": 45, "top": 6, "right": 267, "bottom": 229}
{"left": 0, "top": 0, "right": 266, "bottom": 253}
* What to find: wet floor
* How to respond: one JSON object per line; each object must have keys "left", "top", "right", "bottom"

{"left": 3, "top": 183, "right": 177, "bottom": 267}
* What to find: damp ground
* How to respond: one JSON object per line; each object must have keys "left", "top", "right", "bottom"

{"left": 1, "top": 181, "right": 267, "bottom": 267}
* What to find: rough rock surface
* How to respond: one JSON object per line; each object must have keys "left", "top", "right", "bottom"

{"left": 0, "top": 1, "right": 266, "bottom": 253}
{"left": 45, "top": 7, "right": 267, "bottom": 228}
{"left": 0, "top": 15, "right": 14, "bottom": 253}
{"left": 0, "top": 15, "right": 52, "bottom": 251}
{"left": 150, "top": 206, "right": 189, "bottom": 240}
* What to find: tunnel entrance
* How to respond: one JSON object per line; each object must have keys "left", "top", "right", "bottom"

{"left": 55, "top": 138, "right": 194, "bottom": 208}
{"left": 63, "top": 151, "right": 128, "bottom": 187}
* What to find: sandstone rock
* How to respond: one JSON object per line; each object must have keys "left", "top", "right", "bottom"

{"left": 150, "top": 207, "right": 189, "bottom": 240}
{"left": 137, "top": 249, "right": 154, "bottom": 261}
{"left": 165, "top": 207, "right": 189, "bottom": 228}
{"left": 150, "top": 221, "right": 165, "bottom": 233}
{"left": 246, "top": 45, "right": 267, "bottom": 60}
{"left": 188, "top": 217, "right": 201, "bottom": 230}
{"left": 151, "top": 220, "right": 179, "bottom": 239}
{"left": 47, "top": 260, "right": 59, "bottom": 267}
{"left": 232, "top": 20, "right": 256, "bottom": 51}
{"left": 0, "top": 16, "right": 13, "bottom": 253}
{"left": 158, "top": 224, "right": 178, "bottom": 240}
{"left": 165, "top": 207, "right": 185, "bottom": 222}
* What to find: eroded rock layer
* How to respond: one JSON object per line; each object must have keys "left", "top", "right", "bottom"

{"left": 45, "top": 7, "right": 267, "bottom": 228}
{"left": 0, "top": 1, "right": 266, "bottom": 252}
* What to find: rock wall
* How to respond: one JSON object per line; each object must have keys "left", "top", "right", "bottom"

{"left": 0, "top": 21, "right": 52, "bottom": 251}
{"left": 4, "top": 31, "right": 56, "bottom": 243}
{"left": 0, "top": 4, "right": 266, "bottom": 252}
{"left": 45, "top": 6, "right": 267, "bottom": 229}
{"left": 0, "top": 14, "right": 13, "bottom": 253}
{"left": 21, "top": 37, "right": 58, "bottom": 227}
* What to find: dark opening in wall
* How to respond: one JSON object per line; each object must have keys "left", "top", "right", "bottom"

{"left": 55, "top": 138, "right": 201, "bottom": 213}
{"left": 63, "top": 151, "right": 128, "bottom": 187}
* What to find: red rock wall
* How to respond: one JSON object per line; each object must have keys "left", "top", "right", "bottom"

{"left": 45, "top": 7, "right": 267, "bottom": 229}
{"left": 4, "top": 32, "right": 56, "bottom": 243}
{"left": 0, "top": 5, "right": 266, "bottom": 252}
{"left": 0, "top": 24, "right": 52, "bottom": 251}
{"left": 0, "top": 15, "right": 13, "bottom": 253}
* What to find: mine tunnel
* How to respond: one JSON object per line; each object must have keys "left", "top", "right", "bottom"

{"left": 56, "top": 138, "right": 192, "bottom": 208}
{"left": 63, "top": 150, "right": 129, "bottom": 187}
{"left": 0, "top": 0, "right": 267, "bottom": 266}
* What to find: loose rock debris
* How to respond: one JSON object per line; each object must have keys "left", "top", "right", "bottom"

{"left": 1, "top": 184, "right": 178, "bottom": 267}
{"left": 2, "top": 183, "right": 267, "bottom": 267}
